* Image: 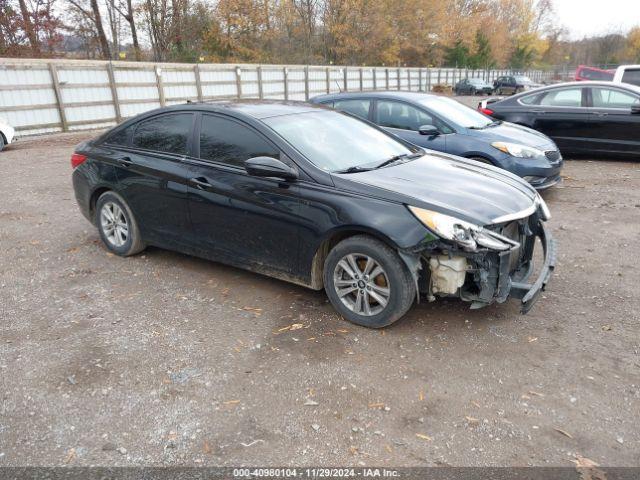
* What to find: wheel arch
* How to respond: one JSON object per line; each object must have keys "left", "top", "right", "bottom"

{"left": 308, "top": 227, "right": 403, "bottom": 290}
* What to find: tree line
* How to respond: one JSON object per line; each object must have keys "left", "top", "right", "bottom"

{"left": 1, "top": 0, "right": 639, "bottom": 68}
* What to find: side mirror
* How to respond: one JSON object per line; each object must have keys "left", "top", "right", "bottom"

{"left": 245, "top": 156, "right": 298, "bottom": 181}
{"left": 631, "top": 105, "right": 640, "bottom": 115}
{"left": 418, "top": 125, "right": 440, "bottom": 136}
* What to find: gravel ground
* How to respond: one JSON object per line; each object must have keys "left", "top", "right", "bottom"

{"left": 1, "top": 102, "right": 639, "bottom": 468}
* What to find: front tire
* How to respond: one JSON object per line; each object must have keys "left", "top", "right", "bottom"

{"left": 95, "top": 191, "right": 145, "bottom": 256}
{"left": 0, "top": 135, "right": 5, "bottom": 152}
{"left": 323, "top": 235, "right": 415, "bottom": 328}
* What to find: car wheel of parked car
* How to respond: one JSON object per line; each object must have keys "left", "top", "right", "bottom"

{"left": 323, "top": 235, "right": 415, "bottom": 328}
{"left": 0, "top": 135, "right": 5, "bottom": 152}
{"left": 95, "top": 191, "right": 145, "bottom": 256}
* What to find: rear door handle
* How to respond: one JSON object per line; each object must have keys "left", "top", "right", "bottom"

{"left": 118, "top": 156, "right": 133, "bottom": 167}
{"left": 593, "top": 112, "right": 608, "bottom": 117}
{"left": 190, "top": 177, "right": 212, "bottom": 190}
{"left": 533, "top": 110, "right": 546, "bottom": 114}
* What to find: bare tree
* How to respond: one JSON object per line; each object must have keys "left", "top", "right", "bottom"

{"left": 67, "top": 0, "right": 111, "bottom": 58}
{"left": 106, "top": 0, "right": 141, "bottom": 60}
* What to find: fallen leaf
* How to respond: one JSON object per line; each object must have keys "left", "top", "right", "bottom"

{"left": 415, "top": 433, "right": 432, "bottom": 441}
{"left": 572, "top": 455, "right": 599, "bottom": 468}
{"left": 465, "top": 416, "right": 479, "bottom": 424}
{"left": 223, "top": 399, "right": 240, "bottom": 405}
{"left": 290, "top": 323, "right": 304, "bottom": 331}
{"left": 307, "top": 337, "right": 316, "bottom": 341}
{"left": 528, "top": 336, "right": 538, "bottom": 343}
{"left": 385, "top": 445, "right": 393, "bottom": 453}
{"left": 529, "top": 390, "right": 545, "bottom": 397}
{"left": 554, "top": 427, "right": 574, "bottom": 439}
{"left": 202, "top": 440, "right": 211, "bottom": 454}
{"left": 64, "top": 448, "right": 76, "bottom": 463}
{"left": 471, "top": 401, "right": 481, "bottom": 408}
{"left": 368, "top": 402, "right": 385, "bottom": 409}
{"left": 304, "top": 399, "right": 319, "bottom": 406}
{"left": 348, "top": 446, "right": 359, "bottom": 455}
{"left": 419, "top": 391, "right": 425, "bottom": 401}
{"left": 601, "top": 325, "right": 612, "bottom": 331}
{"left": 336, "top": 329, "right": 349, "bottom": 333}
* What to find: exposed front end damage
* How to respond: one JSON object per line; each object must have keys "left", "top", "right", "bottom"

{"left": 401, "top": 208, "right": 556, "bottom": 313}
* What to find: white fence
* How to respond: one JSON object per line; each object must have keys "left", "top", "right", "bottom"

{"left": 0, "top": 58, "right": 553, "bottom": 136}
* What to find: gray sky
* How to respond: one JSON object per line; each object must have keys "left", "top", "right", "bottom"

{"left": 554, "top": 0, "right": 640, "bottom": 39}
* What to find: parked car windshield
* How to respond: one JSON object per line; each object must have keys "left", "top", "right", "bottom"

{"left": 469, "top": 78, "right": 485, "bottom": 84}
{"left": 264, "top": 110, "right": 415, "bottom": 172}
{"left": 420, "top": 96, "right": 492, "bottom": 129}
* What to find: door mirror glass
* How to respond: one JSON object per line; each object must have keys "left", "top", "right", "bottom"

{"left": 631, "top": 105, "right": 640, "bottom": 114}
{"left": 245, "top": 156, "right": 298, "bottom": 181}
{"left": 419, "top": 125, "right": 440, "bottom": 136}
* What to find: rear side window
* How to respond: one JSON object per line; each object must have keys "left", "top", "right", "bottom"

{"left": 132, "top": 113, "right": 193, "bottom": 155}
{"left": 519, "top": 94, "right": 540, "bottom": 105}
{"left": 333, "top": 99, "right": 371, "bottom": 120}
{"left": 621, "top": 69, "right": 640, "bottom": 86}
{"left": 199, "top": 115, "right": 279, "bottom": 167}
{"left": 539, "top": 88, "right": 583, "bottom": 107}
{"left": 591, "top": 88, "right": 640, "bottom": 108}
{"left": 375, "top": 100, "right": 434, "bottom": 132}
{"left": 104, "top": 125, "right": 133, "bottom": 146}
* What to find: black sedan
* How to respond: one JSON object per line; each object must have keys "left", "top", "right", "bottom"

{"left": 454, "top": 77, "right": 494, "bottom": 95}
{"left": 479, "top": 81, "right": 640, "bottom": 157}
{"left": 72, "top": 101, "right": 555, "bottom": 328}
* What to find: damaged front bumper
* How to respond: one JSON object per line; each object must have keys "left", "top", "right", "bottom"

{"left": 410, "top": 215, "right": 556, "bottom": 314}
{"left": 504, "top": 222, "right": 556, "bottom": 313}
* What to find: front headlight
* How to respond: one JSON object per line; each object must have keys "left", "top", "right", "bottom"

{"left": 408, "top": 206, "right": 514, "bottom": 251}
{"left": 491, "top": 142, "right": 545, "bottom": 159}
{"left": 408, "top": 206, "right": 479, "bottom": 250}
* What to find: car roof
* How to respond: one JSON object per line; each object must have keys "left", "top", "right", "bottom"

{"left": 532, "top": 80, "right": 640, "bottom": 93}
{"left": 144, "top": 100, "right": 328, "bottom": 120}
{"left": 311, "top": 90, "right": 442, "bottom": 103}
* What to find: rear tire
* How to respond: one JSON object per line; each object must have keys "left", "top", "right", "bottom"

{"left": 95, "top": 191, "right": 145, "bottom": 256}
{"left": 323, "top": 235, "right": 415, "bottom": 328}
{"left": 0, "top": 135, "right": 5, "bottom": 152}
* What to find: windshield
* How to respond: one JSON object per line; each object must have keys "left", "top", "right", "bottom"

{"left": 514, "top": 76, "right": 533, "bottom": 84}
{"left": 264, "top": 110, "right": 415, "bottom": 172}
{"left": 419, "top": 96, "right": 492, "bottom": 129}
{"left": 469, "top": 78, "right": 485, "bottom": 84}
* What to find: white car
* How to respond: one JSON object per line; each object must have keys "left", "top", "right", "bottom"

{"left": 613, "top": 65, "right": 640, "bottom": 87}
{"left": 0, "top": 117, "right": 15, "bottom": 151}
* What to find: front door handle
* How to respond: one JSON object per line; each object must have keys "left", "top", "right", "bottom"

{"left": 533, "top": 110, "right": 546, "bottom": 115}
{"left": 593, "top": 112, "right": 608, "bottom": 117}
{"left": 190, "top": 177, "right": 212, "bottom": 190}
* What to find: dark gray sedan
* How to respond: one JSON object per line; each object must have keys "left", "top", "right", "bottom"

{"left": 310, "top": 91, "right": 564, "bottom": 190}
{"left": 454, "top": 77, "right": 493, "bottom": 95}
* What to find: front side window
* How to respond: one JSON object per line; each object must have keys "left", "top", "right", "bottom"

{"left": 199, "top": 115, "right": 279, "bottom": 167}
{"left": 132, "top": 113, "right": 193, "bottom": 155}
{"left": 333, "top": 99, "right": 371, "bottom": 120}
{"left": 264, "top": 110, "right": 414, "bottom": 172}
{"left": 375, "top": 100, "right": 435, "bottom": 131}
{"left": 539, "top": 88, "right": 583, "bottom": 107}
{"left": 591, "top": 88, "right": 640, "bottom": 108}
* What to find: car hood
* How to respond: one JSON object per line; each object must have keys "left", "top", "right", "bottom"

{"left": 467, "top": 122, "right": 555, "bottom": 150}
{"left": 333, "top": 153, "right": 537, "bottom": 226}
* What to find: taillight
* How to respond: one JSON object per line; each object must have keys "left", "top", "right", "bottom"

{"left": 71, "top": 153, "right": 87, "bottom": 168}
{"left": 479, "top": 107, "right": 494, "bottom": 116}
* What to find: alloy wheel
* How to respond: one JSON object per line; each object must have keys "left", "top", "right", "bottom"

{"left": 100, "top": 201, "right": 129, "bottom": 247}
{"left": 333, "top": 253, "right": 390, "bottom": 316}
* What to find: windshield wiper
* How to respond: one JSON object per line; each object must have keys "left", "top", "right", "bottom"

{"left": 374, "top": 152, "right": 422, "bottom": 169}
{"left": 468, "top": 120, "right": 502, "bottom": 130}
{"left": 334, "top": 165, "right": 374, "bottom": 174}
